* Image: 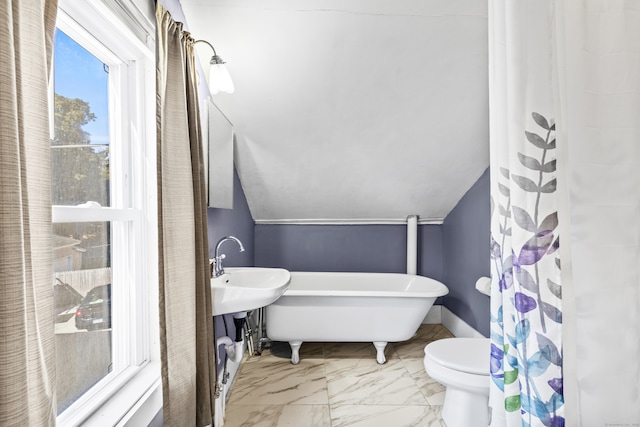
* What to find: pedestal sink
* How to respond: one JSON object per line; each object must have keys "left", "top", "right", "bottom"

{"left": 211, "top": 267, "right": 291, "bottom": 316}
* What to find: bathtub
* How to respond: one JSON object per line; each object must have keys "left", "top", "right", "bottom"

{"left": 265, "top": 271, "right": 449, "bottom": 364}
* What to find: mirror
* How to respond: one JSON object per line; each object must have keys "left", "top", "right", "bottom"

{"left": 207, "top": 99, "right": 234, "bottom": 209}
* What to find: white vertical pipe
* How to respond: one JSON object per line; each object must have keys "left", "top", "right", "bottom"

{"left": 406, "top": 215, "right": 418, "bottom": 275}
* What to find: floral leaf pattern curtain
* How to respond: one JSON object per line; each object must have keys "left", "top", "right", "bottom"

{"left": 489, "top": 113, "right": 563, "bottom": 426}
{"left": 488, "top": 1, "right": 564, "bottom": 426}
{"left": 490, "top": 0, "right": 640, "bottom": 424}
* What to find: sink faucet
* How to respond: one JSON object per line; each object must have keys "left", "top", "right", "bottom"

{"left": 213, "top": 236, "right": 245, "bottom": 277}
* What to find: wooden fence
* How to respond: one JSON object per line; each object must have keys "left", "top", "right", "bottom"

{"left": 53, "top": 267, "right": 112, "bottom": 297}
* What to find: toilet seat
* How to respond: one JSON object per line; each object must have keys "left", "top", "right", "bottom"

{"left": 424, "top": 338, "right": 489, "bottom": 375}
{"left": 423, "top": 338, "right": 490, "bottom": 395}
{"left": 423, "top": 338, "right": 491, "bottom": 427}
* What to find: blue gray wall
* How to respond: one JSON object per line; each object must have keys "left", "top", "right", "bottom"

{"left": 209, "top": 167, "right": 491, "bottom": 366}
{"left": 255, "top": 224, "right": 443, "bottom": 281}
{"left": 442, "top": 167, "right": 491, "bottom": 337}
{"left": 207, "top": 170, "right": 254, "bottom": 267}
{"left": 208, "top": 169, "right": 255, "bottom": 372}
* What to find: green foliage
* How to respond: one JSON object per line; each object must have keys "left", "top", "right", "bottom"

{"left": 505, "top": 395, "right": 521, "bottom": 412}
{"left": 52, "top": 93, "right": 96, "bottom": 145}
{"left": 51, "top": 93, "right": 109, "bottom": 206}
{"left": 51, "top": 93, "right": 110, "bottom": 270}
{"left": 504, "top": 369, "right": 519, "bottom": 385}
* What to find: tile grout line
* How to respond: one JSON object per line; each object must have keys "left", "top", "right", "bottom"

{"left": 322, "top": 343, "right": 334, "bottom": 427}
{"left": 223, "top": 325, "right": 452, "bottom": 426}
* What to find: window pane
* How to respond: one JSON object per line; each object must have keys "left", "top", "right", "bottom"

{"left": 53, "top": 222, "right": 112, "bottom": 414}
{"left": 52, "top": 29, "right": 110, "bottom": 207}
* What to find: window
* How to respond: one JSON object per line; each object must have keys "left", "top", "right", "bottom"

{"left": 51, "top": 1, "right": 158, "bottom": 424}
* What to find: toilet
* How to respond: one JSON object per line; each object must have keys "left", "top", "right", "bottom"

{"left": 423, "top": 337, "right": 490, "bottom": 427}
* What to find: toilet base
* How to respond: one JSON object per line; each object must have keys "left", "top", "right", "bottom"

{"left": 441, "top": 386, "right": 489, "bottom": 427}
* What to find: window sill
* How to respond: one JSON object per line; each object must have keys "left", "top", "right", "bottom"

{"left": 68, "top": 362, "right": 161, "bottom": 427}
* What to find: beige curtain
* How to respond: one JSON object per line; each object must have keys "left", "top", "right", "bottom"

{"left": 156, "top": 4, "right": 217, "bottom": 426}
{"left": 0, "top": 1, "right": 58, "bottom": 425}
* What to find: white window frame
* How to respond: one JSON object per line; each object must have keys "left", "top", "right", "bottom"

{"left": 53, "top": 1, "right": 160, "bottom": 425}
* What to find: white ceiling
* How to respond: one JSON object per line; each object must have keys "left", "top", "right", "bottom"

{"left": 181, "top": 0, "right": 489, "bottom": 223}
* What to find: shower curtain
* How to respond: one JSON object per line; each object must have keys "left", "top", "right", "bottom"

{"left": 489, "top": 0, "right": 640, "bottom": 426}
{"left": 488, "top": 2, "right": 564, "bottom": 425}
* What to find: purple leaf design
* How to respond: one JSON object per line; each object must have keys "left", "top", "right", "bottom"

{"left": 512, "top": 249, "right": 521, "bottom": 271}
{"left": 515, "top": 292, "right": 537, "bottom": 313}
{"left": 513, "top": 206, "right": 537, "bottom": 232}
{"left": 491, "top": 343, "right": 504, "bottom": 359}
{"left": 518, "top": 231, "right": 554, "bottom": 265}
{"left": 500, "top": 275, "right": 512, "bottom": 291}
{"left": 490, "top": 237, "right": 502, "bottom": 259}
{"left": 550, "top": 416, "right": 565, "bottom": 427}
{"left": 548, "top": 377, "right": 563, "bottom": 395}
{"left": 490, "top": 343, "right": 504, "bottom": 374}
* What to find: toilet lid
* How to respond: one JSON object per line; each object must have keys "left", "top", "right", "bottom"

{"left": 424, "top": 338, "right": 489, "bottom": 375}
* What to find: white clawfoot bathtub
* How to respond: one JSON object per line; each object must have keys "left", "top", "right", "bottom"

{"left": 265, "top": 272, "right": 449, "bottom": 364}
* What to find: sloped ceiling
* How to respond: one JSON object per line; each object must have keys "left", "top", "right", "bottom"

{"left": 181, "top": 0, "right": 489, "bottom": 223}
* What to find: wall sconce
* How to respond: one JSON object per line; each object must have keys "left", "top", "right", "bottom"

{"left": 194, "top": 40, "right": 234, "bottom": 94}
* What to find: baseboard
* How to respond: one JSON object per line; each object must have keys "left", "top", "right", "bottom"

{"left": 441, "top": 307, "right": 485, "bottom": 338}
{"left": 422, "top": 304, "right": 442, "bottom": 324}
{"left": 223, "top": 355, "right": 242, "bottom": 400}
{"left": 214, "top": 340, "right": 246, "bottom": 427}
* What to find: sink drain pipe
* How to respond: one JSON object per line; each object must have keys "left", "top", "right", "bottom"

{"left": 216, "top": 312, "right": 246, "bottom": 365}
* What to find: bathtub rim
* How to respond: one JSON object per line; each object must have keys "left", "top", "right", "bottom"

{"left": 280, "top": 271, "right": 449, "bottom": 298}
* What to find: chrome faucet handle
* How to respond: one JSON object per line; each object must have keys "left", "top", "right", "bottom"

{"left": 213, "top": 236, "right": 244, "bottom": 278}
{"left": 213, "top": 254, "right": 226, "bottom": 277}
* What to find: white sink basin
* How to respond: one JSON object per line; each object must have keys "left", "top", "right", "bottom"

{"left": 211, "top": 267, "right": 291, "bottom": 316}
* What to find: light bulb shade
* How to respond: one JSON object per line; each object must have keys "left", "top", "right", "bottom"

{"left": 209, "top": 63, "right": 234, "bottom": 94}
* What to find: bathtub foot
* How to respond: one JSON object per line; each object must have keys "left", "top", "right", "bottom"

{"left": 373, "top": 341, "right": 388, "bottom": 364}
{"left": 289, "top": 341, "right": 303, "bottom": 364}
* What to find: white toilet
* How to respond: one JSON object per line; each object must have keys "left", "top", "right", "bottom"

{"left": 423, "top": 337, "right": 490, "bottom": 427}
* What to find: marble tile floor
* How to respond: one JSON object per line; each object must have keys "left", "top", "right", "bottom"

{"left": 223, "top": 324, "right": 454, "bottom": 427}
